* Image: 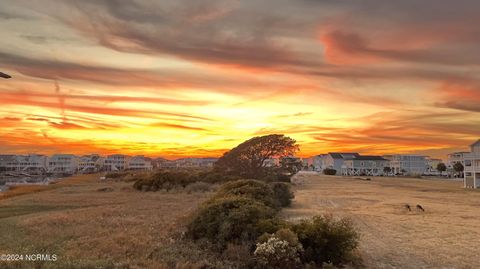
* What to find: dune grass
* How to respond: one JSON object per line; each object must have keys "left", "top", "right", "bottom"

{"left": 0, "top": 173, "right": 215, "bottom": 268}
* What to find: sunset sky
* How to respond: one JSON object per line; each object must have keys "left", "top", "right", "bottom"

{"left": 1, "top": 0, "right": 479, "bottom": 159}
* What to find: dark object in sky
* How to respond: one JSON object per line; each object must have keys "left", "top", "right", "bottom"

{"left": 0, "top": 72, "right": 11, "bottom": 79}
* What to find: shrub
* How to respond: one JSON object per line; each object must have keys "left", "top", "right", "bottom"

{"left": 254, "top": 229, "right": 303, "bottom": 269}
{"left": 255, "top": 218, "right": 290, "bottom": 235}
{"left": 222, "top": 243, "right": 256, "bottom": 268}
{"left": 258, "top": 173, "right": 279, "bottom": 183}
{"left": 275, "top": 173, "right": 294, "bottom": 182}
{"left": 213, "top": 179, "right": 278, "bottom": 209}
{"left": 292, "top": 215, "right": 359, "bottom": 266}
{"left": 96, "top": 187, "right": 114, "bottom": 192}
{"left": 269, "top": 182, "right": 294, "bottom": 207}
{"left": 133, "top": 171, "right": 197, "bottom": 191}
{"left": 152, "top": 171, "right": 197, "bottom": 187}
{"left": 123, "top": 172, "right": 148, "bottom": 182}
{"left": 105, "top": 172, "right": 127, "bottom": 179}
{"left": 198, "top": 171, "right": 243, "bottom": 184}
{"left": 323, "top": 168, "right": 337, "bottom": 175}
{"left": 259, "top": 171, "right": 296, "bottom": 183}
{"left": 133, "top": 176, "right": 155, "bottom": 191}
{"left": 186, "top": 196, "right": 277, "bottom": 249}
{"left": 274, "top": 228, "right": 302, "bottom": 247}
{"left": 185, "top": 182, "right": 214, "bottom": 193}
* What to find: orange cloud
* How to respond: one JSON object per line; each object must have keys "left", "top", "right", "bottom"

{"left": 320, "top": 30, "right": 382, "bottom": 65}
{"left": 434, "top": 80, "right": 480, "bottom": 112}
{"left": 149, "top": 122, "right": 209, "bottom": 132}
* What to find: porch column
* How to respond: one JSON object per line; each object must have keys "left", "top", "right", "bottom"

{"left": 474, "top": 171, "right": 477, "bottom": 189}
{"left": 473, "top": 158, "right": 477, "bottom": 189}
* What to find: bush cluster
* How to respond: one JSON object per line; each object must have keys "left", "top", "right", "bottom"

{"left": 269, "top": 182, "right": 295, "bottom": 207}
{"left": 213, "top": 180, "right": 278, "bottom": 209}
{"left": 292, "top": 215, "right": 359, "bottom": 266}
{"left": 105, "top": 172, "right": 128, "bottom": 179}
{"left": 323, "top": 168, "right": 337, "bottom": 175}
{"left": 184, "top": 181, "right": 215, "bottom": 193}
{"left": 186, "top": 196, "right": 277, "bottom": 248}
{"left": 185, "top": 179, "right": 359, "bottom": 268}
{"left": 258, "top": 172, "right": 293, "bottom": 183}
{"left": 196, "top": 171, "right": 243, "bottom": 184}
{"left": 254, "top": 229, "right": 303, "bottom": 269}
{"left": 186, "top": 180, "right": 294, "bottom": 250}
{"left": 133, "top": 170, "right": 244, "bottom": 192}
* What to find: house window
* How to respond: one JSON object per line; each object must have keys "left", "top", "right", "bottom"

{"left": 466, "top": 172, "right": 472, "bottom": 176}
{"left": 361, "top": 162, "right": 364, "bottom": 166}
{"left": 465, "top": 160, "right": 472, "bottom": 166}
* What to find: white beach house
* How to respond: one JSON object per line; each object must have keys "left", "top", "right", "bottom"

{"left": 383, "top": 155, "right": 427, "bottom": 175}
{"left": 314, "top": 153, "right": 360, "bottom": 174}
{"left": 48, "top": 154, "right": 79, "bottom": 174}
{"left": 155, "top": 158, "right": 177, "bottom": 169}
{"left": 425, "top": 157, "right": 443, "bottom": 176}
{"left": 447, "top": 151, "right": 468, "bottom": 177}
{"left": 78, "top": 154, "right": 105, "bottom": 173}
{"left": 127, "top": 155, "right": 153, "bottom": 170}
{"left": 17, "top": 154, "right": 48, "bottom": 174}
{"left": 175, "top": 157, "right": 219, "bottom": 168}
{"left": 105, "top": 154, "right": 130, "bottom": 171}
{"left": 341, "top": 155, "right": 388, "bottom": 176}
{"left": 0, "top": 155, "right": 17, "bottom": 172}
{"left": 0, "top": 154, "right": 48, "bottom": 174}
{"left": 464, "top": 140, "right": 480, "bottom": 188}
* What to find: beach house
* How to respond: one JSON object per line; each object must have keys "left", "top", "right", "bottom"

{"left": 314, "top": 153, "right": 360, "bottom": 174}
{"left": 341, "top": 155, "right": 388, "bottom": 176}
{"left": 47, "top": 154, "right": 79, "bottom": 174}
{"left": 383, "top": 155, "right": 427, "bottom": 175}
{"left": 105, "top": 154, "right": 130, "bottom": 171}
{"left": 78, "top": 154, "right": 105, "bottom": 173}
{"left": 464, "top": 140, "right": 480, "bottom": 188}
{"left": 127, "top": 155, "right": 153, "bottom": 170}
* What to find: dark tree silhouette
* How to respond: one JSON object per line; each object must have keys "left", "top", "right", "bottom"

{"left": 383, "top": 166, "right": 392, "bottom": 174}
{"left": 278, "top": 156, "right": 303, "bottom": 176}
{"left": 214, "top": 134, "right": 299, "bottom": 179}
{"left": 452, "top": 162, "right": 464, "bottom": 177}
{"left": 453, "top": 162, "right": 464, "bottom": 173}
{"left": 437, "top": 162, "right": 447, "bottom": 173}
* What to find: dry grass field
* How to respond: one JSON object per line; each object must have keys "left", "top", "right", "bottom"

{"left": 0, "top": 174, "right": 213, "bottom": 268}
{"left": 284, "top": 173, "right": 480, "bottom": 269}
{"left": 2, "top": 173, "right": 479, "bottom": 268}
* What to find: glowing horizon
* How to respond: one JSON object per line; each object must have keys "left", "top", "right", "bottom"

{"left": 1, "top": 1, "right": 479, "bottom": 159}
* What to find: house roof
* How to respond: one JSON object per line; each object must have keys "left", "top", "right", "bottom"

{"left": 328, "top": 152, "right": 360, "bottom": 159}
{"left": 346, "top": 155, "right": 387, "bottom": 161}
{"left": 471, "top": 139, "right": 480, "bottom": 147}
{"left": 0, "top": 155, "right": 16, "bottom": 162}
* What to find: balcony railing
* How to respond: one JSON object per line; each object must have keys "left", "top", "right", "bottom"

{"left": 463, "top": 153, "right": 480, "bottom": 159}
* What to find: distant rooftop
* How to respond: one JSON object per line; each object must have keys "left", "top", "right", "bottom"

{"left": 471, "top": 139, "right": 480, "bottom": 147}
{"left": 328, "top": 152, "right": 360, "bottom": 159}
{"left": 352, "top": 155, "right": 387, "bottom": 161}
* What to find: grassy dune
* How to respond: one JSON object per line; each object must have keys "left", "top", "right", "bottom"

{"left": 0, "top": 174, "right": 212, "bottom": 268}
{"left": 0, "top": 174, "right": 102, "bottom": 201}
